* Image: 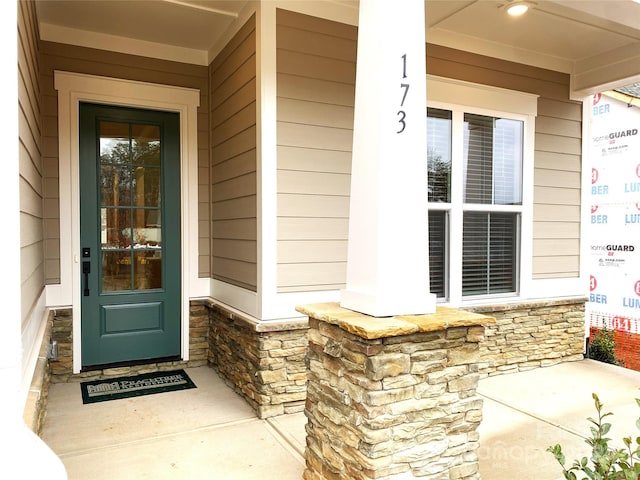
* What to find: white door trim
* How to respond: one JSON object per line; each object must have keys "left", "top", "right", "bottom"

{"left": 52, "top": 71, "right": 204, "bottom": 373}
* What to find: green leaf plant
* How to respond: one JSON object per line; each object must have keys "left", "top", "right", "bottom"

{"left": 588, "top": 328, "right": 621, "bottom": 366}
{"left": 547, "top": 393, "right": 640, "bottom": 480}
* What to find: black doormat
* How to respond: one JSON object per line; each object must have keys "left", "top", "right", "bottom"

{"left": 80, "top": 369, "right": 196, "bottom": 404}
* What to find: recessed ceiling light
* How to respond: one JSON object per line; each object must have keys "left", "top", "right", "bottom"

{"left": 507, "top": 1, "right": 533, "bottom": 16}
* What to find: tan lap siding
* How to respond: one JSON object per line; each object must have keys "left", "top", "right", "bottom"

{"left": 426, "top": 44, "right": 582, "bottom": 280}
{"left": 533, "top": 99, "right": 582, "bottom": 277}
{"left": 40, "top": 42, "right": 210, "bottom": 280}
{"left": 274, "top": 13, "right": 582, "bottom": 292}
{"left": 210, "top": 15, "right": 257, "bottom": 291}
{"left": 276, "top": 9, "right": 356, "bottom": 293}
{"left": 19, "top": 0, "right": 45, "bottom": 325}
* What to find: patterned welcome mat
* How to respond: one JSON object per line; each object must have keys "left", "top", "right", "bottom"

{"left": 80, "top": 369, "right": 196, "bottom": 404}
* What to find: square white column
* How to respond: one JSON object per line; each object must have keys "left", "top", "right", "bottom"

{"left": 341, "top": 0, "right": 435, "bottom": 317}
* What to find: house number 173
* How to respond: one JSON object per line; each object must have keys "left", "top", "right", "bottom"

{"left": 398, "top": 53, "right": 410, "bottom": 134}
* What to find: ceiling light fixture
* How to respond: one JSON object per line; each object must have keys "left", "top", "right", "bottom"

{"left": 506, "top": 1, "right": 533, "bottom": 16}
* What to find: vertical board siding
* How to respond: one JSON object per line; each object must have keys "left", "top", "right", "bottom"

{"left": 40, "top": 41, "right": 210, "bottom": 281}
{"left": 276, "top": 9, "right": 356, "bottom": 293}
{"left": 210, "top": 15, "right": 257, "bottom": 291}
{"left": 18, "top": 0, "right": 44, "bottom": 327}
{"left": 427, "top": 45, "right": 582, "bottom": 279}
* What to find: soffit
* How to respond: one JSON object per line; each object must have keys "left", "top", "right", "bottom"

{"left": 35, "top": 0, "right": 640, "bottom": 93}
{"left": 36, "top": 0, "right": 244, "bottom": 51}
{"left": 427, "top": 1, "right": 638, "bottom": 65}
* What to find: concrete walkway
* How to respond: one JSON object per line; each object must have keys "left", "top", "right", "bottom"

{"left": 40, "top": 359, "right": 640, "bottom": 479}
{"left": 477, "top": 359, "right": 640, "bottom": 479}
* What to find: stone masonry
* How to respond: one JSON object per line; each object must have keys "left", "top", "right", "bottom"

{"left": 49, "top": 302, "right": 209, "bottom": 383}
{"left": 23, "top": 311, "right": 55, "bottom": 435}
{"left": 299, "top": 303, "right": 494, "bottom": 480}
{"left": 40, "top": 300, "right": 308, "bottom": 420}
{"left": 465, "top": 297, "right": 586, "bottom": 377}
{"left": 27, "top": 296, "right": 586, "bottom": 431}
{"left": 207, "top": 300, "right": 309, "bottom": 418}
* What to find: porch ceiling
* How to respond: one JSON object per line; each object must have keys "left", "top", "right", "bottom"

{"left": 35, "top": 0, "right": 640, "bottom": 96}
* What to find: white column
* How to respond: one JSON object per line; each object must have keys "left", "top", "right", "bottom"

{"left": 255, "top": 1, "right": 279, "bottom": 320}
{"left": 340, "top": 0, "right": 435, "bottom": 317}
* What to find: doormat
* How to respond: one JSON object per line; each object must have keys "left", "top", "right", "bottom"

{"left": 80, "top": 369, "right": 196, "bottom": 404}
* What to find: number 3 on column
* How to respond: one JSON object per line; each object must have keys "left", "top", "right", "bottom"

{"left": 397, "top": 111, "right": 406, "bottom": 134}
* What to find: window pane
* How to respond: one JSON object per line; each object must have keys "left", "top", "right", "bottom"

{"left": 462, "top": 212, "right": 518, "bottom": 296}
{"left": 427, "top": 108, "right": 452, "bottom": 203}
{"left": 463, "top": 114, "right": 523, "bottom": 205}
{"left": 428, "top": 210, "right": 447, "bottom": 298}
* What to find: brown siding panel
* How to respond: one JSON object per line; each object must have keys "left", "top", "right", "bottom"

{"left": 40, "top": 39, "right": 210, "bottom": 278}
{"left": 210, "top": 15, "right": 257, "bottom": 291}
{"left": 276, "top": 9, "right": 583, "bottom": 291}
{"left": 276, "top": 9, "right": 356, "bottom": 293}
{"left": 533, "top": 96, "right": 583, "bottom": 277}
{"left": 18, "top": 0, "right": 45, "bottom": 324}
{"left": 426, "top": 43, "right": 583, "bottom": 281}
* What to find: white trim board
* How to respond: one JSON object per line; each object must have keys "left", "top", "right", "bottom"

{"left": 52, "top": 71, "right": 206, "bottom": 373}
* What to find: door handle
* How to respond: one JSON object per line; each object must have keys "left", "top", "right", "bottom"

{"left": 83, "top": 261, "right": 90, "bottom": 296}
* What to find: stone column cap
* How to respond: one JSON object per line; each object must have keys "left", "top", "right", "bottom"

{"left": 296, "top": 302, "right": 495, "bottom": 340}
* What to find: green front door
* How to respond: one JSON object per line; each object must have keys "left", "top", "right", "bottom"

{"left": 79, "top": 103, "right": 181, "bottom": 368}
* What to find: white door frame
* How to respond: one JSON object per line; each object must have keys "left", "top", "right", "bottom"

{"left": 52, "top": 71, "right": 206, "bottom": 373}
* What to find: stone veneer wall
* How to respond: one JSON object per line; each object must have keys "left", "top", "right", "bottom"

{"left": 465, "top": 297, "right": 586, "bottom": 377}
{"left": 49, "top": 302, "right": 210, "bottom": 383}
{"left": 49, "top": 308, "right": 72, "bottom": 380}
{"left": 206, "top": 300, "right": 309, "bottom": 418}
{"left": 302, "top": 304, "right": 491, "bottom": 480}
{"left": 23, "top": 311, "right": 55, "bottom": 435}
{"left": 28, "top": 296, "right": 585, "bottom": 429}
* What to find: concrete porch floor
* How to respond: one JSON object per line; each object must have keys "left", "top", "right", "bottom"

{"left": 40, "top": 359, "right": 640, "bottom": 479}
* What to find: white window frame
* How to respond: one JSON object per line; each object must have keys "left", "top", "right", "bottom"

{"left": 426, "top": 76, "right": 537, "bottom": 307}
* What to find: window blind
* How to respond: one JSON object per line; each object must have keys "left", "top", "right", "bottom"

{"left": 462, "top": 212, "right": 517, "bottom": 296}
{"left": 463, "top": 114, "right": 523, "bottom": 205}
{"left": 428, "top": 210, "right": 446, "bottom": 298}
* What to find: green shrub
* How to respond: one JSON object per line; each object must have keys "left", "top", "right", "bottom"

{"left": 547, "top": 393, "right": 640, "bottom": 480}
{"left": 589, "top": 328, "right": 620, "bottom": 366}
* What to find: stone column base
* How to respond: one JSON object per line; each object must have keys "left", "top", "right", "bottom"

{"left": 298, "top": 302, "right": 495, "bottom": 480}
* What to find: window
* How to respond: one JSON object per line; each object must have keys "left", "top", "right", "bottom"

{"left": 427, "top": 108, "right": 451, "bottom": 298}
{"left": 428, "top": 106, "right": 525, "bottom": 301}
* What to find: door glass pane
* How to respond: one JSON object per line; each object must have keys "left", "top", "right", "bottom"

{"left": 99, "top": 121, "right": 163, "bottom": 293}
{"left": 133, "top": 208, "right": 162, "bottom": 247}
{"left": 132, "top": 166, "right": 161, "bottom": 207}
{"left": 100, "top": 165, "right": 131, "bottom": 206}
{"left": 102, "top": 251, "right": 132, "bottom": 292}
{"left": 100, "top": 122, "right": 130, "bottom": 164}
{"left": 134, "top": 251, "right": 162, "bottom": 290}
{"left": 132, "top": 124, "right": 161, "bottom": 165}
{"left": 101, "top": 208, "right": 131, "bottom": 248}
